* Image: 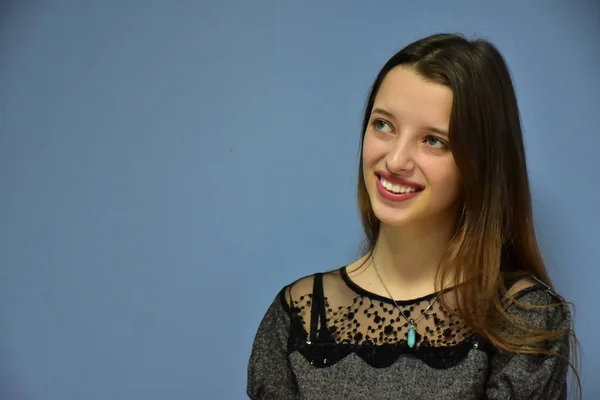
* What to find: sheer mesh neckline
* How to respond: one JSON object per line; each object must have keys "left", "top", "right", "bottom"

{"left": 340, "top": 265, "right": 443, "bottom": 305}
{"left": 286, "top": 269, "right": 473, "bottom": 350}
{"left": 283, "top": 268, "right": 549, "bottom": 369}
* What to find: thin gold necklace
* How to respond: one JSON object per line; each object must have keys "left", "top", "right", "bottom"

{"left": 371, "top": 254, "right": 441, "bottom": 348}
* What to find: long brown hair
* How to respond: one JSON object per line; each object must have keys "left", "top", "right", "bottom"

{"left": 356, "top": 33, "right": 580, "bottom": 394}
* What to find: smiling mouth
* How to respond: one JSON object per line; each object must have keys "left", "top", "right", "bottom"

{"left": 379, "top": 176, "right": 424, "bottom": 194}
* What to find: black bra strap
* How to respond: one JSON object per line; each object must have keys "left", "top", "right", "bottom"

{"left": 309, "top": 273, "right": 325, "bottom": 342}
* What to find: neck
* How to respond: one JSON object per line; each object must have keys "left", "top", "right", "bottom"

{"left": 370, "top": 212, "right": 459, "bottom": 299}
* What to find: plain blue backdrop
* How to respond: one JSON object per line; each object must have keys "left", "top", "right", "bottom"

{"left": 1, "top": 1, "right": 598, "bottom": 399}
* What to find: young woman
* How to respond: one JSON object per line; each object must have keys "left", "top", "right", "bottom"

{"left": 247, "top": 33, "right": 578, "bottom": 399}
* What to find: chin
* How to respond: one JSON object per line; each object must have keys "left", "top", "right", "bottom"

{"left": 371, "top": 204, "right": 418, "bottom": 227}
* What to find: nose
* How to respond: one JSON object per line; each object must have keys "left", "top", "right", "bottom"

{"left": 385, "top": 135, "right": 415, "bottom": 173}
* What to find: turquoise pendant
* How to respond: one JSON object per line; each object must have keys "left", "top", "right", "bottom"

{"left": 407, "top": 320, "right": 416, "bottom": 348}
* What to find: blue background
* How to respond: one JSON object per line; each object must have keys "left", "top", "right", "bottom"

{"left": 1, "top": 1, "right": 598, "bottom": 399}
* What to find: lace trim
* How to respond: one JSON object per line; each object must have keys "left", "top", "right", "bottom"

{"left": 289, "top": 321, "right": 487, "bottom": 369}
{"left": 285, "top": 294, "right": 490, "bottom": 369}
{"left": 281, "top": 270, "right": 549, "bottom": 369}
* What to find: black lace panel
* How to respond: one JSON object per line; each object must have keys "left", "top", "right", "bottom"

{"left": 285, "top": 272, "right": 485, "bottom": 369}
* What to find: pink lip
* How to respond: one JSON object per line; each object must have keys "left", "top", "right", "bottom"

{"left": 375, "top": 172, "right": 424, "bottom": 202}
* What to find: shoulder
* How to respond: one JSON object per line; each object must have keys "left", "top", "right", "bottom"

{"left": 502, "top": 274, "right": 571, "bottom": 331}
{"left": 279, "top": 267, "right": 344, "bottom": 310}
{"left": 504, "top": 274, "right": 566, "bottom": 305}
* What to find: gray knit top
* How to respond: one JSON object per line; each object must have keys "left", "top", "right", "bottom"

{"left": 247, "top": 267, "right": 570, "bottom": 399}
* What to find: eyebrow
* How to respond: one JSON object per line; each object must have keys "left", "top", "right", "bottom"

{"left": 371, "top": 107, "right": 449, "bottom": 137}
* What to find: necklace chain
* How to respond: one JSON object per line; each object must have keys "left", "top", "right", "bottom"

{"left": 371, "top": 254, "right": 440, "bottom": 327}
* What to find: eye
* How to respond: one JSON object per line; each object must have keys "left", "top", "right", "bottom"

{"left": 425, "top": 135, "right": 447, "bottom": 149}
{"left": 373, "top": 119, "right": 392, "bottom": 133}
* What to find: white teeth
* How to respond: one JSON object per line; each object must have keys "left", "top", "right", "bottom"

{"left": 381, "top": 178, "right": 419, "bottom": 194}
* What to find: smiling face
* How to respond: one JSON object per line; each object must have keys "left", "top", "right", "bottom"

{"left": 362, "top": 66, "right": 462, "bottom": 228}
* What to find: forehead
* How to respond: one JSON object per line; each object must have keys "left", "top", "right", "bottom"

{"left": 374, "top": 67, "right": 453, "bottom": 127}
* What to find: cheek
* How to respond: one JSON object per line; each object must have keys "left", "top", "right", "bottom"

{"left": 361, "top": 138, "right": 372, "bottom": 170}
{"left": 424, "top": 159, "right": 460, "bottom": 193}
{"left": 362, "top": 133, "right": 385, "bottom": 167}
